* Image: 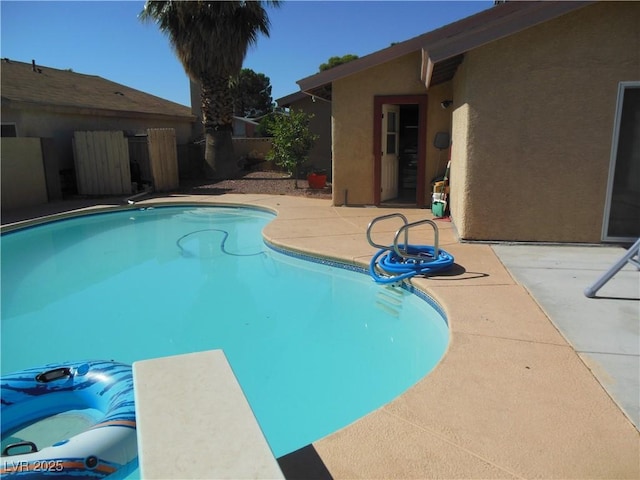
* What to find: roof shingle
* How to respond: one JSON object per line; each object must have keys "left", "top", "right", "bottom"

{"left": 1, "top": 59, "right": 193, "bottom": 119}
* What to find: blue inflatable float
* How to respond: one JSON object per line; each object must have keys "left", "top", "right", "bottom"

{"left": 1, "top": 360, "right": 137, "bottom": 478}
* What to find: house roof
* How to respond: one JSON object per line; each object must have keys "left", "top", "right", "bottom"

{"left": 298, "top": 1, "right": 592, "bottom": 98}
{"left": 1, "top": 59, "right": 194, "bottom": 120}
{"left": 275, "top": 91, "right": 310, "bottom": 108}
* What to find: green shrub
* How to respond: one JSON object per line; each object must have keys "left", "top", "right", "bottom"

{"left": 266, "top": 110, "right": 318, "bottom": 185}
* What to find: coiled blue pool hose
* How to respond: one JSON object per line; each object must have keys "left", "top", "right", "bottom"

{"left": 369, "top": 244, "right": 454, "bottom": 284}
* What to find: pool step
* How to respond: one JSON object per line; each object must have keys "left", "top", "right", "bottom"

{"left": 375, "top": 286, "right": 405, "bottom": 317}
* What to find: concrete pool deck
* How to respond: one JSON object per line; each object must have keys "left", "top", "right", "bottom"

{"left": 2, "top": 194, "right": 639, "bottom": 479}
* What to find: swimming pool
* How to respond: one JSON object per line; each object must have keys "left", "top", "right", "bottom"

{"left": 1, "top": 205, "right": 448, "bottom": 460}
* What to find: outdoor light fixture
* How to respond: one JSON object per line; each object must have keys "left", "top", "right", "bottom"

{"left": 440, "top": 99, "right": 453, "bottom": 109}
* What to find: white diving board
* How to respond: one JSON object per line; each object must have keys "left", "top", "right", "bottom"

{"left": 133, "top": 350, "right": 284, "bottom": 479}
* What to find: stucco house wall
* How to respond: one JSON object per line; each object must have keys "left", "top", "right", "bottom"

{"left": 332, "top": 52, "right": 454, "bottom": 206}
{"left": 425, "top": 82, "right": 453, "bottom": 189}
{"left": 450, "top": 1, "right": 639, "bottom": 242}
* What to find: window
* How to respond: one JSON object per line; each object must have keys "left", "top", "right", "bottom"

{"left": 603, "top": 82, "right": 640, "bottom": 241}
{"left": 1, "top": 123, "right": 17, "bottom": 137}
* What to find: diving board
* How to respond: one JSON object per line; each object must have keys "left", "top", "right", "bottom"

{"left": 133, "top": 350, "right": 284, "bottom": 479}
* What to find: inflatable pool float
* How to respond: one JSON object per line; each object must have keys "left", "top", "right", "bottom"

{"left": 1, "top": 360, "right": 137, "bottom": 478}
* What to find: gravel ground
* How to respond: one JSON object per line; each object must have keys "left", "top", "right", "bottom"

{"left": 180, "top": 170, "right": 332, "bottom": 199}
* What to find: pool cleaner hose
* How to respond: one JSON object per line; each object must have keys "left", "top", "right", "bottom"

{"left": 369, "top": 244, "right": 454, "bottom": 284}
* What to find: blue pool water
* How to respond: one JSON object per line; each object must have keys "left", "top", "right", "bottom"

{"left": 1, "top": 206, "right": 448, "bottom": 459}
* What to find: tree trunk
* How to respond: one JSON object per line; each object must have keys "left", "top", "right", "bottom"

{"left": 201, "top": 75, "right": 238, "bottom": 179}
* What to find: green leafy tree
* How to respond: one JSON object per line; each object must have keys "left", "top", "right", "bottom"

{"left": 319, "top": 54, "right": 359, "bottom": 71}
{"left": 232, "top": 68, "right": 273, "bottom": 118}
{"left": 256, "top": 110, "right": 280, "bottom": 137}
{"left": 140, "top": 0, "right": 280, "bottom": 179}
{"left": 314, "top": 54, "right": 359, "bottom": 100}
{"left": 266, "top": 110, "right": 319, "bottom": 187}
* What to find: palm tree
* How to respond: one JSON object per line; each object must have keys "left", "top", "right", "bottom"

{"left": 140, "top": 0, "right": 279, "bottom": 179}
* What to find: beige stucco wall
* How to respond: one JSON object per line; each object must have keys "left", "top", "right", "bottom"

{"left": 425, "top": 82, "right": 453, "bottom": 191}
{"left": 332, "top": 64, "right": 383, "bottom": 205}
{"left": 288, "top": 95, "right": 332, "bottom": 179}
{"left": 1, "top": 138, "right": 48, "bottom": 211}
{"left": 233, "top": 138, "right": 273, "bottom": 162}
{"left": 451, "top": 1, "right": 640, "bottom": 242}
{"left": 332, "top": 52, "right": 454, "bottom": 206}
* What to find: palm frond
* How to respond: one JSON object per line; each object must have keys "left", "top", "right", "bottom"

{"left": 141, "top": 1, "right": 280, "bottom": 81}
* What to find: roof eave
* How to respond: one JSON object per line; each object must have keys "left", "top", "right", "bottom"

{"left": 297, "top": 36, "right": 426, "bottom": 93}
{"left": 421, "top": 0, "right": 592, "bottom": 87}
{"left": 299, "top": 1, "right": 594, "bottom": 94}
{"left": 276, "top": 91, "right": 310, "bottom": 107}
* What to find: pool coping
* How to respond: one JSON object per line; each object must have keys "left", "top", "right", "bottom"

{"left": 3, "top": 194, "right": 639, "bottom": 479}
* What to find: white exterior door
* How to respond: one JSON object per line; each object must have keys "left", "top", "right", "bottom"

{"left": 381, "top": 104, "right": 400, "bottom": 201}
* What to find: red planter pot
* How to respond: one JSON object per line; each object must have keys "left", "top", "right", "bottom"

{"left": 307, "top": 173, "right": 327, "bottom": 189}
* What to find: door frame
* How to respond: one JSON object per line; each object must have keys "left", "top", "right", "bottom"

{"left": 373, "top": 95, "right": 428, "bottom": 207}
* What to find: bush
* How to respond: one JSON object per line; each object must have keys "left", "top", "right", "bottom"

{"left": 266, "top": 110, "right": 318, "bottom": 184}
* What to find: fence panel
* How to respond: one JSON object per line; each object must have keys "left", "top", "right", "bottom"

{"left": 73, "top": 131, "right": 131, "bottom": 195}
{"left": 147, "top": 128, "right": 179, "bottom": 191}
{"left": 1, "top": 137, "right": 48, "bottom": 210}
{"left": 232, "top": 137, "right": 272, "bottom": 160}
{"left": 233, "top": 137, "right": 274, "bottom": 170}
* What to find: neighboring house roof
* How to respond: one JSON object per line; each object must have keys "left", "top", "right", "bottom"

{"left": 1, "top": 58, "right": 194, "bottom": 120}
{"left": 276, "top": 91, "right": 333, "bottom": 108}
{"left": 232, "top": 115, "right": 259, "bottom": 137}
{"left": 276, "top": 91, "right": 310, "bottom": 107}
{"left": 298, "top": 1, "right": 592, "bottom": 97}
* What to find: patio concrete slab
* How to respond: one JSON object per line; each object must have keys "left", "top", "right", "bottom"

{"left": 580, "top": 351, "right": 640, "bottom": 431}
{"left": 492, "top": 244, "right": 640, "bottom": 429}
{"left": 428, "top": 283, "right": 567, "bottom": 344}
{"left": 332, "top": 209, "right": 456, "bottom": 246}
{"left": 317, "top": 331, "right": 639, "bottom": 478}
{"left": 264, "top": 217, "right": 363, "bottom": 240}
{"left": 498, "top": 265, "right": 638, "bottom": 354}
{"left": 313, "top": 409, "right": 519, "bottom": 479}
{"left": 266, "top": 234, "right": 377, "bottom": 266}
{"left": 379, "top": 332, "right": 640, "bottom": 479}
{"left": 413, "top": 243, "right": 515, "bottom": 287}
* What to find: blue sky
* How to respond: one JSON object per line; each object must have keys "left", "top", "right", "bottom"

{"left": 1, "top": 1, "right": 492, "bottom": 108}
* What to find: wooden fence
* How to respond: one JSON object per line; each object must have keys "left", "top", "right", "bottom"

{"left": 73, "top": 129, "right": 179, "bottom": 196}
{"left": 147, "top": 128, "right": 179, "bottom": 191}
{"left": 73, "top": 131, "right": 131, "bottom": 195}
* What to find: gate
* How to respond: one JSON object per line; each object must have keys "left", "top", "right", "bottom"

{"left": 73, "top": 129, "right": 180, "bottom": 196}
{"left": 73, "top": 131, "right": 131, "bottom": 195}
{"left": 147, "top": 128, "right": 179, "bottom": 191}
